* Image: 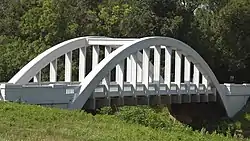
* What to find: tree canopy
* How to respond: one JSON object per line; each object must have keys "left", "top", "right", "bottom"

{"left": 0, "top": 0, "right": 249, "bottom": 83}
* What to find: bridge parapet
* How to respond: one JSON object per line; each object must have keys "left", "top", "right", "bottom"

{"left": 224, "top": 83, "right": 250, "bottom": 96}
{"left": 0, "top": 82, "right": 216, "bottom": 110}
{"left": 0, "top": 83, "right": 76, "bottom": 108}
{"left": 220, "top": 83, "right": 250, "bottom": 117}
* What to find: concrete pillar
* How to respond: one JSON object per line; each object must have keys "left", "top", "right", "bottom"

{"left": 193, "top": 64, "right": 200, "bottom": 87}
{"left": 102, "top": 46, "right": 112, "bottom": 89}
{"left": 117, "top": 61, "right": 124, "bottom": 90}
{"left": 154, "top": 46, "right": 161, "bottom": 86}
{"left": 137, "top": 52, "right": 142, "bottom": 82}
{"left": 175, "top": 51, "right": 182, "bottom": 87}
{"left": 92, "top": 45, "right": 99, "bottom": 70}
{"left": 164, "top": 47, "right": 172, "bottom": 87}
{"left": 184, "top": 57, "right": 191, "bottom": 82}
{"left": 149, "top": 72, "right": 153, "bottom": 83}
{"left": 49, "top": 59, "right": 57, "bottom": 82}
{"left": 142, "top": 48, "right": 150, "bottom": 88}
{"left": 116, "top": 65, "right": 119, "bottom": 83}
{"left": 202, "top": 75, "right": 208, "bottom": 88}
{"left": 130, "top": 53, "right": 137, "bottom": 89}
{"left": 79, "top": 47, "right": 86, "bottom": 82}
{"left": 33, "top": 71, "right": 41, "bottom": 83}
{"left": 104, "top": 46, "right": 112, "bottom": 58}
{"left": 126, "top": 57, "right": 131, "bottom": 82}
{"left": 65, "top": 51, "right": 72, "bottom": 82}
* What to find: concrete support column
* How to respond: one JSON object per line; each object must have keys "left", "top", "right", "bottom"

{"left": 65, "top": 51, "right": 72, "bottom": 82}
{"left": 149, "top": 72, "right": 153, "bottom": 83}
{"left": 33, "top": 71, "right": 41, "bottom": 83}
{"left": 154, "top": 46, "right": 161, "bottom": 86}
{"left": 104, "top": 46, "right": 112, "bottom": 58}
{"left": 142, "top": 48, "right": 150, "bottom": 88}
{"left": 202, "top": 75, "right": 208, "bottom": 88}
{"left": 79, "top": 47, "right": 86, "bottom": 82}
{"left": 175, "top": 51, "right": 182, "bottom": 87}
{"left": 137, "top": 52, "right": 142, "bottom": 82}
{"left": 102, "top": 46, "right": 112, "bottom": 89}
{"left": 130, "top": 53, "right": 137, "bottom": 89}
{"left": 184, "top": 57, "right": 191, "bottom": 82}
{"left": 193, "top": 64, "right": 200, "bottom": 87}
{"left": 126, "top": 57, "right": 131, "bottom": 83}
{"left": 164, "top": 47, "right": 172, "bottom": 87}
{"left": 116, "top": 65, "right": 119, "bottom": 83}
{"left": 117, "top": 61, "right": 124, "bottom": 90}
{"left": 92, "top": 45, "right": 99, "bottom": 70}
{"left": 137, "top": 63, "right": 142, "bottom": 83}
{"left": 49, "top": 59, "right": 57, "bottom": 82}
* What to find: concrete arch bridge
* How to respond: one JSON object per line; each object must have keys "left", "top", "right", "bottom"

{"left": 0, "top": 36, "right": 249, "bottom": 118}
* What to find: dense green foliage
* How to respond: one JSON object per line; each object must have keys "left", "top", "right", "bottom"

{"left": 2, "top": 1, "right": 250, "bottom": 140}
{"left": 1, "top": 0, "right": 250, "bottom": 83}
{"left": 0, "top": 102, "right": 247, "bottom": 141}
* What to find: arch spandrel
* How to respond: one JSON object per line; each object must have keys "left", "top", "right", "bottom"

{"left": 70, "top": 37, "right": 229, "bottom": 116}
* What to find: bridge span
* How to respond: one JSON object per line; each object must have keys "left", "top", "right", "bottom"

{"left": 0, "top": 36, "right": 249, "bottom": 118}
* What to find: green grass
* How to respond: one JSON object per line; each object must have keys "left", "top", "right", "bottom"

{"left": 0, "top": 102, "right": 247, "bottom": 141}
{"left": 225, "top": 102, "right": 250, "bottom": 137}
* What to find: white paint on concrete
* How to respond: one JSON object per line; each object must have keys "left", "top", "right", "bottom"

{"left": 50, "top": 59, "right": 57, "bottom": 82}
{"left": 154, "top": 46, "right": 161, "bottom": 86}
{"left": 184, "top": 57, "right": 190, "bottom": 82}
{"left": 193, "top": 64, "right": 199, "bottom": 87}
{"left": 164, "top": 47, "right": 172, "bottom": 86}
{"left": 175, "top": 51, "right": 182, "bottom": 87}
{"left": 79, "top": 47, "right": 86, "bottom": 82}
{"left": 33, "top": 71, "right": 41, "bottom": 83}
{"left": 130, "top": 53, "right": 138, "bottom": 89}
{"left": 65, "top": 52, "right": 72, "bottom": 82}
{"left": 142, "top": 48, "right": 150, "bottom": 89}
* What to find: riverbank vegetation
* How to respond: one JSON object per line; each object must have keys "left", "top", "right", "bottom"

{"left": 0, "top": 102, "right": 248, "bottom": 141}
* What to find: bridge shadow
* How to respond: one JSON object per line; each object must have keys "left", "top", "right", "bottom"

{"left": 85, "top": 95, "right": 229, "bottom": 128}
{"left": 168, "top": 101, "right": 227, "bottom": 130}
{"left": 169, "top": 97, "right": 250, "bottom": 138}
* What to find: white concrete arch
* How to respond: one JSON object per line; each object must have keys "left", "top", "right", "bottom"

{"left": 8, "top": 36, "right": 159, "bottom": 84}
{"left": 8, "top": 37, "right": 89, "bottom": 84}
{"left": 70, "top": 36, "right": 237, "bottom": 117}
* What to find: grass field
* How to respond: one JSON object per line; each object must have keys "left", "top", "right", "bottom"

{"left": 0, "top": 101, "right": 248, "bottom": 141}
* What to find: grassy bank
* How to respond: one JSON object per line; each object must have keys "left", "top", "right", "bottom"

{"left": 224, "top": 101, "right": 250, "bottom": 137}
{"left": 0, "top": 102, "right": 247, "bottom": 141}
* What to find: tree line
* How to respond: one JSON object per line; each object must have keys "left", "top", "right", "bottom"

{"left": 0, "top": 0, "right": 250, "bottom": 83}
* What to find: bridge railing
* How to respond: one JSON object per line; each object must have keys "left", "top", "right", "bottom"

{"left": 0, "top": 83, "right": 77, "bottom": 107}
{"left": 29, "top": 38, "right": 143, "bottom": 84}
{"left": 7, "top": 37, "right": 214, "bottom": 103}
{"left": 24, "top": 38, "right": 211, "bottom": 91}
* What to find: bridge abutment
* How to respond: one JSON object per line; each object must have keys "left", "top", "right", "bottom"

{"left": 221, "top": 83, "right": 250, "bottom": 117}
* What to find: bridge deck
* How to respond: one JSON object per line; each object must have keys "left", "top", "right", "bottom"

{"left": 0, "top": 82, "right": 216, "bottom": 109}
{"left": 86, "top": 82, "right": 216, "bottom": 109}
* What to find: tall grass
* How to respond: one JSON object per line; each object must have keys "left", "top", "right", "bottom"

{"left": 0, "top": 102, "right": 247, "bottom": 141}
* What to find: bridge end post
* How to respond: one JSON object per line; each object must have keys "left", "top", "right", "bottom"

{"left": 0, "top": 84, "right": 6, "bottom": 101}
{"left": 221, "top": 83, "right": 250, "bottom": 118}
